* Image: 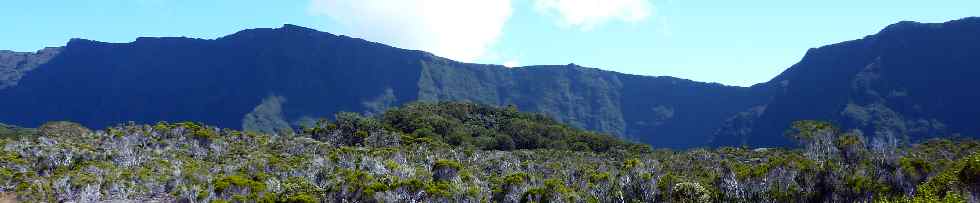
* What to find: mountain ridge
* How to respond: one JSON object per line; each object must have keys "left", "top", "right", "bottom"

{"left": 714, "top": 16, "right": 980, "bottom": 146}
{"left": 2, "top": 17, "right": 978, "bottom": 148}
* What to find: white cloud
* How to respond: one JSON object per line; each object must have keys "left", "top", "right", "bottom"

{"left": 309, "top": 0, "right": 512, "bottom": 62}
{"left": 533, "top": 0, "right": 653, "bottom": 30}
{"left": 503, "top": 60, "right": 520, "bottom": 68}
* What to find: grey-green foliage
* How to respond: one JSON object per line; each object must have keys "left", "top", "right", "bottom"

{"left": 671, "top": 182, "right": 711, "bottom": 203}
{"left": 0, "top": 121, "right": 660, "bottom": 202}
{"left": 242, "top": 95, "right": 292, "bottom": 134}
{"left": 1, "top": 119, "right": 978, "bottom": 202}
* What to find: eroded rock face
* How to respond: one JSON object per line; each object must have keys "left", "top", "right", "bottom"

{"left": 0, "top": 47, "right": 61, "bottom": 90}
{"left": 0, "top": 24, "right": 761, "bottom": 148}
{"left": 714, "top": 17, "right": 980, "bottom": 147}
{"left": 3, "top": 17, "right": 980, "bottom": 148}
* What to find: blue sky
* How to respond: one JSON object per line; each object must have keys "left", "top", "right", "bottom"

{"left": 2, "top": 0, "right": 977, "bottom": 86}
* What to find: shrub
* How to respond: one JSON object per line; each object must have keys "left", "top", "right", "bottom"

{"left": 433, "top": 159, "right": 462, "bottom": 181}
{"left": 671, "top": 182, "right": 711, "bottom": 203}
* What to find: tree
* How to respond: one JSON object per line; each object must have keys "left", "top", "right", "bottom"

{"left": 788, "top": 120, "right": 841, "bottom": 160}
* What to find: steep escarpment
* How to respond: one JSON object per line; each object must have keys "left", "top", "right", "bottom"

{"left": 417, "top": 59, "right": 629, "bottom": 138}
{"left": 0, "top": 25, "right": 424, "bottom": 131}
{"left": 417, "top": 58, "right": 762, "bottom": 147}
{"left": 0, "top": 24, "right": 760, "bottom": 148}
{"left": 714, "top": 17, "right": 980, "bottom": 146}
{"left": 3, "top": 18, "right": 979, "bottom": 148}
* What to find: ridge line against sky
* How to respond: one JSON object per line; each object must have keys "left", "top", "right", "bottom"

{"left": 2, "top": 0, "right": 978, "bottom": 86}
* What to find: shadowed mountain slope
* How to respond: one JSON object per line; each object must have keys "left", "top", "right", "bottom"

{"left": 714, "top": 17, "right": 980, "bottom": 146}
{"left": 3, "top": 17, "right": 980, "bottom": 147}
{"left": 0, "top": 24, "right": 762, "bottom": 148}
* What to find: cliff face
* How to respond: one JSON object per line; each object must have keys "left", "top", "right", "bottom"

{"left": 0, "top": 25, "right": 424, "bottom": 134}
{"left": 3, "top": 18, "right": 979, "bottom": 148}
{"left": 0, "top": 24, "right": 759, "bottom": 148}
{"left": 714, "top": 17, "right": 980, "bottom": 146}
{"left": 416, "top": 59, "right": 763, "bottom": 147}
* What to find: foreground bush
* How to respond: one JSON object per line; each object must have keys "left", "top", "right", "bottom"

{"left": 0, "top": 104, "right": 977, "bottom": 202}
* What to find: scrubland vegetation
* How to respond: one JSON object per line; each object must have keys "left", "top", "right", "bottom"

{"left": 0, "top": 102, "right": 977, "bottom": 202}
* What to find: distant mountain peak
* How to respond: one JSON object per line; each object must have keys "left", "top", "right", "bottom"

{"left": 878, "top": 17, "right": 980, "bottom": 35}
{"left": 716, "top": 16, "right": 980, "bottom": 147}
{"left": 218, "top": 24, "right": 337, "bottom": 42}
{"left": 279, "top": 24, "right": 318, "bottom": 32}
{"left": 4, "top": 17, "right": 980, "bottom": 149}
